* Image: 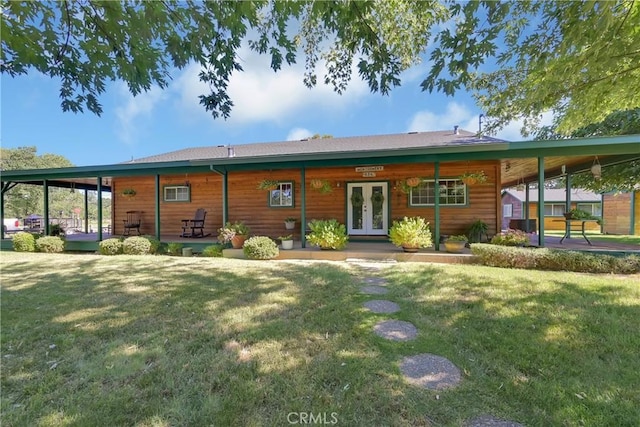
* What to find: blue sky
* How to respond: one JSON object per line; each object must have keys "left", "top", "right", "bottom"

{"left": 1, "top": 45, "right": 539, "bottom": 167}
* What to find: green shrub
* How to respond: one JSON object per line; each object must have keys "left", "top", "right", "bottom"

{"left": 122, "top": 236, "right": 152, "bottom": 255}
{"left": 306, "top": 219, "right": 348, "bottom": 250}
{"left": 48, "top": 223, "right": 65, "bottom": 237}
{"left": 12, "top": 231, "right": 36, "bottom": 252}
{"left": 490, "top": 229, "right": 530, "bottom": 246}
{"left": 388, "top": 216, "right": 432, "bottom": 249}
{"left": 35, "top": 236, "right": 65, "bottom": 253}
{"left": 166, "top": 242, "right": 183, "bottom": 256}
{"left": 242, "top": 236, "right": 279, "bottom": 260}
{"left": 99, "top": 238, "right": 123, "bottom": 255}
{"left": 202, "top": 244, "right": 224, "bottom": 257}
{"left": 470, "top": 243, "right": 640, "bottom": 274}
{"left": 142, "top": 235, "right": 162, "bottom": 254}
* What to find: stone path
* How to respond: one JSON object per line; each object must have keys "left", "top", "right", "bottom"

{"left": 356, "top": 261, "right": 523, "bottom": 426}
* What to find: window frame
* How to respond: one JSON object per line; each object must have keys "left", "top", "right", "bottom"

{"left": 543, "top": 203, "right": 566, "bottom": 216}
{"left": 576, "top": 202, "right": 602, "bottom": 217}
{"left": 409, "top": 179, "right": 467, "bottom": 207}
{"left": 503, "top": 203, "right": 513, "bottom": 217}
{"left": 268, "top": 181, "right": 295, "bottom": 208}
{"left": 163, "top": 185, "right": 191, "bottom": 203}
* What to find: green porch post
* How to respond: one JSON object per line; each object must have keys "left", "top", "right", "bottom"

{"left": 97, "top": 178, "right": 103, "bottom": 241}
{"left": 43, "top": 180, "right": 50, "bottom": 236}
{"left": 565, "top": 173, "right": 572, "bottom": 238}
{"left": 0, "top": 186, "right": 4, "bottom": 239}
{"left": 434, "top": 161, "right": 440, "bottom": 251}
{"left": 524, "top": 183, "right": 530, "bottom": 231}
{"left": 155, "top": 175, "right": 161, "bottom": 239}
{"left": 537, "top": 158, "right": 545, "bottom": 247}
{"left": 84, "top": 190, "right": 89, "bottom": 234}
{"left": 301, "top": 167, "right": 306, "bottom": 248}
{"left": 630, "top": 191, "right": 636, "bottom": 235}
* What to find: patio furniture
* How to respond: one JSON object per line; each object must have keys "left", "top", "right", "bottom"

{"left": 556, "top": 219, "right": 599, "bottom": 245}
{"left": 181, "top": 208, "right": 210, "bottom": 238}
{"left": 122, "top": 211, "right": 142, "bottom": 236}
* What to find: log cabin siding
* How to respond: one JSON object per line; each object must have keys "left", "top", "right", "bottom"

{"left": 602, "top": 191, "right": 640, "bottom": 235}
{"left": 113, "top": 160, "right": 500, "bottom": 239}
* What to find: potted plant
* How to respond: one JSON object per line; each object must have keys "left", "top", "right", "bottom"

{"left": 121, "top": 188, "right": 136, "bottom": 198}
{"left": 399, "top": 177, "right": 423, "bottom": 194}
{"left": 309, "top": 179, "right": 333, "bottom": 194}
{"left": 306, "top": 219, "right": 348, "bottom": 250}
{"left": 257, "top": 179, "right": 279, "bottom": 190}
{"left": 490, "top": 229, "right": 531, "bottom": 246}
{"left": 278, "top": 234, "right": 294, "bottom": 250}
{"left": 459, "top": 171, "right": 488, "bottom": 185}
{"left": 466, "top": 219, "right": 489, "bottom": 243}
{"left": 443, "top": 235, "right": 468, "bottom": 253}
{"left": 217, "top": 221, "right": 250, "bottom": 249}
{"left": 284, "top": 217, "right": 297, "bottom": 230}
{"left": 388, "top": 216, "right": 432, "bottom": 252}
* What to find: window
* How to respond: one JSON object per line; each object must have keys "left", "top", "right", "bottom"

{"left": 269, "top": 182, "right": 294, "bottom": 207}
{"left": 164, "top": 185, "right": 190, "bottom": 202}
{"left": 410, "top": 179, "right": 466, "bottom": 206}
{"left": 543, "top": 203, "right": 565, "bottom": 216}
{"left": 503, "top": 203, "right": 513, "bottom": 217}
{"left": 577, "top": 203, "right": 602, "bottom": 217}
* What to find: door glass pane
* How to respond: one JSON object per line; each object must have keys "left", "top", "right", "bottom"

{"left": 351, "top": 187, "right": 363, "bottom": 230}
{"left": 371, "top": 186, "right": 384, "bottom": 229}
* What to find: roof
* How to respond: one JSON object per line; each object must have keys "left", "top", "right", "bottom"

{"left": 130, "top": 129, "right": 505, "bottom": 163}
{"left": 503, "top": 188, "right": 601, "bottom": 202}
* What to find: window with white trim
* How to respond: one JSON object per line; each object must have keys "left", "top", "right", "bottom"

{"left": 503, "top": 203, "right": 513, "bottom": 217}
{"left": 164, "top": 185, "right": 190, "bottom": 202}
{"left": 410, "top": 179, "right": 466, "bottom": 206}
{"left": 269, "top": 182, "right": 294, "bottom": 207}
{"left": 543, "top": 203, "right": 565, "bottom": 216}
{"left": 577, "top": 203, "right": 602, "bottom": 217}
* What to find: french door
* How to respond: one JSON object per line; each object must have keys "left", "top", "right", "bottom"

{"left": 347, "top": 182, "right": 388, "bottom": 235}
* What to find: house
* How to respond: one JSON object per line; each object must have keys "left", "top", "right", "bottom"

{"left": 1, "top": 130, "right": 639, "bottom": 251}
{"left": 602, "top": 190, "right": 640, "bottom": 235}
{"left": 501, "top": 188, "right": 602, "bottom": 232}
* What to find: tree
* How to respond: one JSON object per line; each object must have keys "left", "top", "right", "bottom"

{"left": 2, "top": 1, "right": 638, "bottom": 135}
{"left": 1, "top": 0, "right": 443, "bottom": 118}
{"left": 532, "top": 109, "right": 640, "bottom": 193}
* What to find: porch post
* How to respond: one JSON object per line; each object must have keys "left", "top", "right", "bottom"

{"left": 155, "top": 174, "right": 161, "bottom": 239}
{"left": 97, "top": 178, "right": 103, "bottom": 241}
{"left": 43, "top": 180, "right": 50, "bottom": 236}
{"left": 565, "top": 173, "right": 572, "bottom": 238}
{"left": 434, "top": 161, "right": 440, "bottom": 251}
{"left": 0, "top": 186, "right": 5, "bottom": 239}
{"left": 524, "top": 183, "right": 530, "bottom": 231}
{"left": 222, "top": 172, "right": 228, "bottom": 225}
{"left": 83, "top": 190, "right": 89, "bottom": 234}
{"left": 301, "top": 167, "right": 306, "bottom": 248}
{"left": 537, "top": 158, "right": 545, "bottom": 247}
{"left": 630, "top": 191, "right": 636, "bottom": 235}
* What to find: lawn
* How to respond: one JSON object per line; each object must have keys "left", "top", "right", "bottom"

{"left": 543, "top": 230, "right": 640, "bottom": 246}
{"left": 1, "top": 252, "right": 639, "bottom": 426}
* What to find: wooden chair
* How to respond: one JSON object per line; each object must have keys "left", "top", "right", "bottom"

{"left": 122, "top": 211, "right": 142, "bottom": 236}
{"left": 181, "top": 208, "right": 209, "bottom": 238}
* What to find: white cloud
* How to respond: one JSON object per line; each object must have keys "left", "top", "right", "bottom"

{"left": 115, "top": 85, "right": 166, "bottom": 144}
{"left": 406, "top": 101, "right": 474, "bottom": 133}
{"left": 172, "top": 46, "right": 370, "bottom": 126}
{"left": 286, "top": 127, "right": 314, "bottom": 141}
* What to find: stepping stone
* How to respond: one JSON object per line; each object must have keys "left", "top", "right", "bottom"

{"left": 360, "top": 285, "right": 388, "bottom": 295}
{"left": 363, "top": 300, "right": 400, "bottom": 313}
{"left": 373, "top": 320, "right": 417, "bottom": 341}
{"left": 465, "top": 416, "right": 524, "bottom": 427}
{"left": 362, "top": 277, "right": 388, "bottom": 286}
{"left": 399, "top": 353, "right": 461, "bottom": 390}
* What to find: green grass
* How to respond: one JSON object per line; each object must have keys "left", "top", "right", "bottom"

{"left": 1, "top": 253, "right": 639, "bottom": 426}
{"left": 544, "top": 230, "right": 640, "bottom": 246}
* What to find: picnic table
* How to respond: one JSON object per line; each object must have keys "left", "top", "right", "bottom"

{"left": 555, "top": 219, "right": 599, "bottom": 246}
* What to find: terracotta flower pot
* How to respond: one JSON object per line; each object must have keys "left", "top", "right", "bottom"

{"left": 230, "top": 234, "right": 247, "bottom": 249}
{"left": 406, "top": 177, "right": 421, "bottom": 187}
{"left": 310, "top": 179, "right": 323, "bottom": 189}
{"left": 402, "top": 244, "right": 419, "bottom": 253}
{"left": 444, "top": 241, "right": 466, "bottom": 253}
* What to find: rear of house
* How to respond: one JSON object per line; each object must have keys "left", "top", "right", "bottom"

{"left": 602, "top": 191, "right": 640, "bottom": 235}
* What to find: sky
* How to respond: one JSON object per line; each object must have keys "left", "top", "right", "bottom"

{"left": 1, "top": 44, "right": 543, "bottom": 168}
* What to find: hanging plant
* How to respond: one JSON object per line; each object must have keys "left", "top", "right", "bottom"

{"left": 459, "top": 171, "right": 488, "bottom": 185}
{"left": 310, "top": 179, "right": 333, "bottom": 194}
{"left": 121, "top": 188, "right": 136, "bottom": 197}
{"left": 406, "top": 177, "right": 421, "bottom": 187}
{"left": 350, "top": 192, "right": 364, "bottom": 207}
{"left": 370, "top": 192, "right": 385, "bottom": 206}
{"left": 257, "top": 179, "right": 279, "bottom": 190}
{"left": 399, "top": 178, "right": 423, "bottom": 194}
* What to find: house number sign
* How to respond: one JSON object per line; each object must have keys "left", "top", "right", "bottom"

{"left": 362, "top": 172, "right": 376, "bottom": 177}
{"left": 355, "top": 166, "right": 384, "bottom": 172}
